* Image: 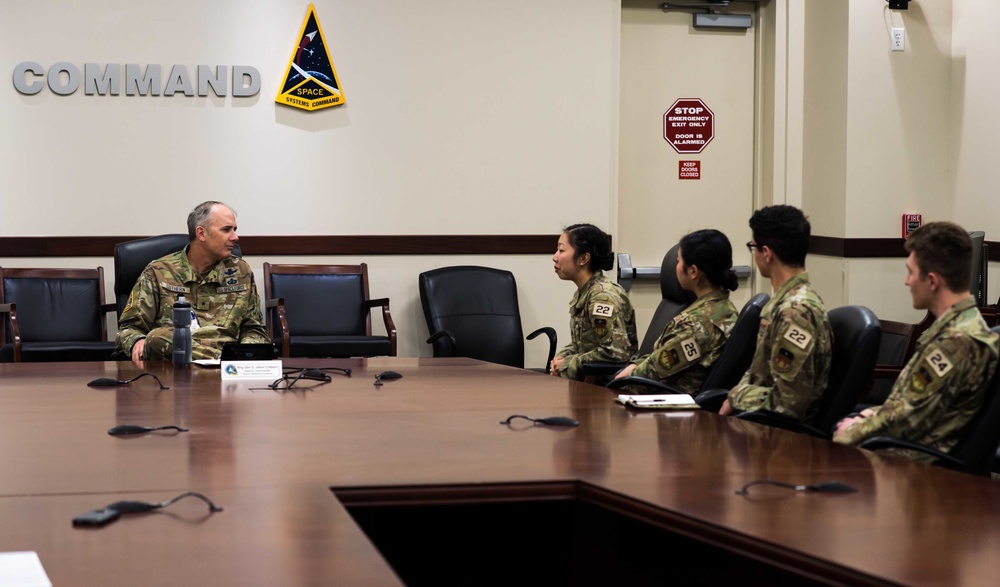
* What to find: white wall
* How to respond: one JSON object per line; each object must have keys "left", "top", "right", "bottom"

{"left": 0, "top": 0, "right": 621, "bottom": 364}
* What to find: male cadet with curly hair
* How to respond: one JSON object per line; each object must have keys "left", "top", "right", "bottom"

{"left": 834, "top": 222, "right": 999, "bottom": 461}
{"left": 720, "top": 205, "right": 833, "bottom": 420}
{"left": 116, "top": 201, "right": 269, "bottom": 362}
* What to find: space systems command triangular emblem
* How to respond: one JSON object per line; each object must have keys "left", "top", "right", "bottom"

{"left": 275, "top": 4, "right": 345, "bottom": 111}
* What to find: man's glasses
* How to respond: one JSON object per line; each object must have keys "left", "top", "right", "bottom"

{"left": 746, "top": 241, "right": 763, "bottom": 252}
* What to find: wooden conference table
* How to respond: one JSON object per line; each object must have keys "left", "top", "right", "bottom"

{"left": 1, "top": 358, "right": 999, "bottom": 586}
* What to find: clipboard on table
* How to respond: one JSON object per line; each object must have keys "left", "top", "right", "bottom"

{"left": 615, "top": 393, "right": 700, "bottom": 410}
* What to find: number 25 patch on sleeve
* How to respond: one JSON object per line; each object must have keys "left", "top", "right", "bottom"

{"left": 924, "top": 347, "right": 954, "bottom": 378}
{"left": 782, "top": 326, "right": 812, "bottom": 350}
{"left": 592, "top": 303, "right": 614, "bottom": 317}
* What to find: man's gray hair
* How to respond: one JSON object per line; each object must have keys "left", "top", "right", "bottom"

{"left": 187, "top": 201, "right": 236, "bottom": 240}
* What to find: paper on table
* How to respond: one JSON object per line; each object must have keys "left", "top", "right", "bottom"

{"left": 615, "top": 394, "right": 699, "bottom": 409}
{"left": 0, "top": 552, "right": 52, "bottom": 587}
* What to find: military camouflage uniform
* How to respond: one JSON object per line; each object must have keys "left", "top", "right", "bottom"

{"left": 834, "top": 297, "right": 999, "bottom": 462}
{"left": 116, "top": 246, "right": 269, "bottom": 360}
{"left": 727, "top": 272, "right": 832, "bottom": 420}
{"left": 630, "top": 290, "right": 738, "bottom": 393}
{"left": 555, "top": 271, "right": 638, "bottom": 380}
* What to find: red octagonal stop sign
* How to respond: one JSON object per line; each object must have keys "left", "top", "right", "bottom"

{"left": 663, "top": 99, "right": 714, "bottom": 154}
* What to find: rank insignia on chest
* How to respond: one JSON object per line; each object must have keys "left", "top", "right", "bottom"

{"left": 774, "top": 347, "right": 794, "bottom": 372}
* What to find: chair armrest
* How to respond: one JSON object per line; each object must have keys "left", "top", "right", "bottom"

{"left": 365, "top": 298, "right": 397, "bottom": 356}
{"left": 581, "top": 361, "right": 628, "bottom": 377}
{"left": 856, "top": 436, "right": 964, "bottom": 469}
{"left": 605, "top": 376, "right": 689, "bottom": 394}
{"left": 0, "top": 303, "right": 21, "bottom": 362}
{"left": 264, "top": 298, "right": 290, "bottom": 357}
{"left": 872, "top": 365, "right": 903, "bottom": 379}
{"left": 735, "top": 410, "right": 831, "bottom": 439}
{"left": 426, "top": 330, "right": 457, "bottom": 357}
{"left": 526, "top": 327, "right": 557, "bottom": 373}
{"left": 693, "top": 388, "right": 730, "bottom": 413}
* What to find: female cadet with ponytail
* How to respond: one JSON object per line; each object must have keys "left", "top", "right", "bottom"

{"left": 613, "top": 229, "right": 739, "bottom": 392}
{"left": 550, "top": 224, "right": 638, "bottom": 380}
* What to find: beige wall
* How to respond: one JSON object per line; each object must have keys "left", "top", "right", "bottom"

{"left": 766, "top": 0, "right": 998, "bottom": 317}
{"left": 0, "top": 0, "right": 620, "bottom": 365}
{"left": 6, "top": 0, "right": 1000, "bottom": 363}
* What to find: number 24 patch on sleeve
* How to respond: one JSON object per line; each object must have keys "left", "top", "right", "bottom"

{"left": 924, "top": 347, "right": 954, "bottom": 378}
{"left": 592, "top": 303, "right": 614, "bottom": 317}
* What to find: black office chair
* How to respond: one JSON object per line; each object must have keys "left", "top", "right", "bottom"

{"left": 0, "top": 267, "right": 117, "bottom": 362}
{"left": 264, "top": 263, "right": 396, "bottom": 358}
{"left": 418, "top": 266, "right": 556, "bottom": 371}
{"left": 854, "top": 315, "right": 931, "bottom": 411}
{"left": 582, "top": 244, "right": 696, "bottom": 379}
{"left": 859, "top": 326, "right": 1000, "bottom": 476}
{"left": 727, "top": 305, "right": 881, "bottom": 438}
{"left": 606, "top": 292, "right": 769, "bottom": 394}
{"left": 113, "top": 234, "right": 243, "bottom": 318}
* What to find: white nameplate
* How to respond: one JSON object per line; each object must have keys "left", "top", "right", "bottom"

{"left": 0, "top": 551, "right": 52, "bottom": 587}
{"left": 221, "top": 360, "right": 283, "bottom": 380}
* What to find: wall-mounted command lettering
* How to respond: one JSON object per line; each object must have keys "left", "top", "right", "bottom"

{"left": 12, "top": 62, "right": 261, "bottom": 97}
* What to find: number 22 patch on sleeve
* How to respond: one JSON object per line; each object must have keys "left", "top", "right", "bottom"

{"left": 592, "top": 303, "right": 614, "bottom": 317}
{"left": 782, "top": 326, "right": 813, "bottom": 350}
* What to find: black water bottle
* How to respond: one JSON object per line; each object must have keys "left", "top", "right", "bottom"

{"left": 172, "top": 296, "right": 192, "bottom": 366}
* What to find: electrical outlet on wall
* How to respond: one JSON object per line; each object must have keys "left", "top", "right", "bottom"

{"left": 891, "top": 27, "right": 905, "bottom": 51}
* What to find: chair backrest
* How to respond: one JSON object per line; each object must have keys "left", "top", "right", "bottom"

{"left": 638, "top": 245, "right": 697, "bottom": 356}
{"left": 418, "top": 266, "right": 525, "bottom": 368}
{"left": 945, "top": 325, "right": 1000, "bottom": 476}
{"left": 968, "top": 230, "right": 986, "bottom": 306}
{"left": 700, "top": 292, "right": 769, "bottom": 391}
{"left": 264, "top": 263, "right": 371, "bottom": 337}
{"left": 113, "top": 234, "right": 243, "bottom": 317}
{"left": 863, "top": 318, "right": 918, "bottom": 406}
{"left": 0, "top": 267, "right": 107, "bottom": 343}
{"left": 811, "top": 305, "right": 882, "bottom": 433}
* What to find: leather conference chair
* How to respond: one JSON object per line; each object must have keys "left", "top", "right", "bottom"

{"left": 721, "top": 305, "right": 881, "bottom": 438}
{"left": 859, "top": 326, "right": 1000, "bottom": 477}
{"left": 0, "top": 267, "right": 117, "bottom": 362}
{"left": 606, "top": 292, "right": 769, "bottom": 394}
{"left": 113, "top": 234, "right": 243, "bottom": 318}
{"left": 418, "top": 266, "right": 556, "bottom": 371}
{"left": 853, "top": 315, "right": 930, "bottom": 411}
{"left": 581, "top": 244, "right": 697, "bottom": 380}
{"left": 264, "top": 263, "right": 396, "bottom": 358}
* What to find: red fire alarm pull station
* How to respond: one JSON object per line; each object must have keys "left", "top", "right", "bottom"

{"left": 902, "top": 214, "right": 922, "bottom": 238}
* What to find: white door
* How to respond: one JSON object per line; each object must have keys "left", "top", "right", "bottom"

{"left": 618, "top": 0, "right": 759, "bottom": 339}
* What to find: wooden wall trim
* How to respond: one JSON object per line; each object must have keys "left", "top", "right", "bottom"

{"left": 1, "top": 235, "right": 997, "bottom": 261}
{"left": 0, "top": 235, "right": 560, "bottom": 257}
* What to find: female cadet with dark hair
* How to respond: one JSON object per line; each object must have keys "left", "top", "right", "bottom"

{"left": 613, "top": 229, "right": 739, "bottom": 392}
{"left": 550, "top": 224, "right": 638, "bottom": 380}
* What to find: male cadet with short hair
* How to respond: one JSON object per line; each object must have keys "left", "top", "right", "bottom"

{"left": 116, "top": 201, "right": 269, "bottom": 362}
{"left": 720, "top": 205, "right": 833, "bottom": 419}
{"left": 834, "top": 222, "right": 999, "bottom": 460}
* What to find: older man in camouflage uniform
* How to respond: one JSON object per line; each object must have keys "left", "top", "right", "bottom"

{"left": 721, "top": 206, "right": 833, "bottom": 420}
{"left": 116, "top": 201, "right": 269, "bottom": 362}
{"left": 623, "top": 290, "right": 736, "bottom": 392}
{"left": 553, "top": 272, "right": 638, "bottom": 381}
{"left": 834, "top": 222, "right": 999, "bottom": 461}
